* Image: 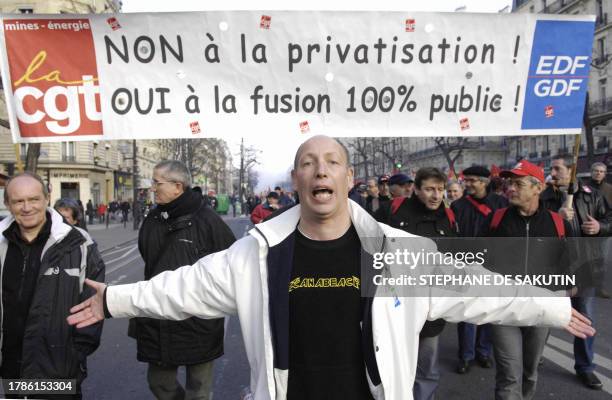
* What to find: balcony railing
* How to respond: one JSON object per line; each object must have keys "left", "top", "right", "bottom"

{"left": 596, "top": 13, "right": 608, "bottom": 28}
{"left": 543, "top": 0, "right": 578, "bottom": 14}
{"left": 588, "top": 96, "right": 612, "bottom": 116}
{"left": 557, "top": 147, "right": 569, "bottom": 155}
{"left": 62, "top": 155, "right": 76, "bottom": 162}
{"left": 529, "top": 152, "right": 539, "bottom": 158}
{"left": 541, "top": 150, "right": 551, "bottom": 157}
{"left": 514, "top": 0, "right": 531, "bottom": 9}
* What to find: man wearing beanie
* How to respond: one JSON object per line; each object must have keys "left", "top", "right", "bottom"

{"left": 451, "top": 165, "right": 508, "bottom": 374}
{"left": 388, "top": 173, "right": 415, "bottom": 199}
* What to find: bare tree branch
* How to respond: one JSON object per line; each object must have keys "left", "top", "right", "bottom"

{"left": 434, "top": 137, "right": 470, "bottom": 174}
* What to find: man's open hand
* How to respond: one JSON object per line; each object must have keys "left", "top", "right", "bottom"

{"left": 565, "top": 308, "right": 596, "bottom": 339}
{"left": 67, "top": 279, "right": 107, "bottom": 328}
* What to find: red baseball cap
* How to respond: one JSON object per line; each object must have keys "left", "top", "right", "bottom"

{"left": 500, "top": 159, "right": 545, "bottom": 183}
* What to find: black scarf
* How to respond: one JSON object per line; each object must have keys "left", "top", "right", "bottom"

{"left": 156, "top": 190, "right": 203, "bottom": 219}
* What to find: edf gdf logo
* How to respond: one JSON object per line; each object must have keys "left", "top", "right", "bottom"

{"left": 4, "top": 18, "right": 103, "bottom": 138}
{"left": 521, "top": 20, "right": 595, "bottom": 130}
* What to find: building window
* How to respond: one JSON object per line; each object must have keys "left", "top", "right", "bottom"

{"left": 19, "top": 143, "right": 27, "bottom": 160}
{"left": 597, "top": 38, "right": 606, "bottom": 64}
{"left": 600, "top": 78, "right": 607, "bottom": 101}
{"left": 597, "top": 0, "right": 604, "bottom": 20}
{"left": 92, "top": 183, "right": 101, "bottom": 205}
{"left": 560, "top": 135, "right": 567, "bottom": 153}
{"left": 61, "top": 182, "right": 79, "bottom": 200}
{"left": 62, "top": 142, "right": 76, "bottom": 162}
{"left": 516, "top": 139, "right": 523, "bottom": 160}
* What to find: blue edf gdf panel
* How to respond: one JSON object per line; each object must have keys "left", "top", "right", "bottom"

{"left": 521, "top": 20, "right": 595, "bottom": 130}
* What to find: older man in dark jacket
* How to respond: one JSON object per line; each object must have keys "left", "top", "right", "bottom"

{"left": 132, "top": 161, "right": 235, "bottom": 400}
{"left": 1, "top": 173, "right": 105, "bottom": 399}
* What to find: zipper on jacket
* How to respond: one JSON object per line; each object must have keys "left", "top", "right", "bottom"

{"left": 17, "top": 254, "right": 28, "bottom": 304}
{"left": 524, "top": 221, "right": 530, "bottom": 275}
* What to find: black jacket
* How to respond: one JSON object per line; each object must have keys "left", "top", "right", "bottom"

{"left": 588, "top": 178, "right": 612, "bottom": 206}
{"left": 0, "top": 210, "right": 105, "bottom": 384}
{"left": 480, "top": 204, "right": 573, "bottom": 291}
{"left": 377, "top": 196, "right": 458, "bottom": 337}
{"left": 541, "top": 184, "right": 611, "bottom": 236}
{"left": 451, "top": 193, "right": 508, "bottom": 237}
{"left": 132, "top": 190, "right": 236, "bottom": 365}
{"left": 541, "top": 184, "right": 612, "bottom": 288}
{"left": 366, "top": 195, "right": 390, "bottom": 217}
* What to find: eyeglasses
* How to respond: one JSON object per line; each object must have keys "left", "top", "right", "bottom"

{"left": 151, "top": 181, "right": 176, "bottom": 188}
{"left": 508, "top": 179, "right": 534, "bottom": 189}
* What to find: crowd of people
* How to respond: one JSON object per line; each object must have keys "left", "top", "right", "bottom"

{"left": 0, "top": 136, "right": 609, "bottom": 400}
{"left": 242, "top": 154, "right": 611, "bottom": 399}
{"left": 45, "top": 197, "right": 154, "bottom": 232}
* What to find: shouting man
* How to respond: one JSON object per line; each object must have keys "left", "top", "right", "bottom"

{"left": 68, "top": 136, "right": 594, "bottom": 400}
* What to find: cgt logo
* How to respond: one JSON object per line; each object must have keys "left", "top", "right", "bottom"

{"left": 4, "top": 19, "right": 103, "bottom": 137}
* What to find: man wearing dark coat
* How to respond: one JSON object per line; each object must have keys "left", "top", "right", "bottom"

{"left": 541, "top": 155, "right": 611, "bottom": 390}
{"left": 131, "top": 160, "right": 236, "bottom": 400}
{"left": 451, "top": 166, "right": 508, "bottom": 374}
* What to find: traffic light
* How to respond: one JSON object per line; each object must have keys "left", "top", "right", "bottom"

{"left": 395, "top": 161, "right": 403, "bottom": 169}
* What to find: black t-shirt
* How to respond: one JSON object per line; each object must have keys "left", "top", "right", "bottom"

{"left": 287, "top": 225, "right": 373, "bottom": 400}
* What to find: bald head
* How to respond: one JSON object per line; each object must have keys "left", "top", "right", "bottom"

{"left": 4, "top": 172, "right": 48, "bottom": 204}
{"left": 293, "top": 135, "right": 350, "bottom": 170}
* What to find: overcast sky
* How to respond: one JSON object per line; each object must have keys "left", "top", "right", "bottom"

{"left": 122, "top": 0, "right": 513, "bottom": 191}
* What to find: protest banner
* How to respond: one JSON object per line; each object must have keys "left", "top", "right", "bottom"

{"left": 0, "top": 11, "right": 595, "bottom": 143}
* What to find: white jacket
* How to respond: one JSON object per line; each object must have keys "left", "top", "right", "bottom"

{"left": 106, "top": 200, "right": 571, "bottom": 400}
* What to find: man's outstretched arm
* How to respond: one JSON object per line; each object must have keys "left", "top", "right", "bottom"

{"left": 428, "top": 294, "right": 595, "bottom": 339}
{"left": 68, "top": 279, "right": 106, "bottom": 329}
{"left": 68, "top": 247, "right": 243, "bottom": 328}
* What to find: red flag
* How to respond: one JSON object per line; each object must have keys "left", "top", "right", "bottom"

{"left": 491, "top": 164, "right": 501, "bottom": 177}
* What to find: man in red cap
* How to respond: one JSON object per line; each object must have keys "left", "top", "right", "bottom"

{"left": 481, "top": 159, "right": 573, "bottom": 400}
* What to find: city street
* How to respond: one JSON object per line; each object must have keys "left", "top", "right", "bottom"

{"left": 74, "top": 217, "right": 612, "bottom": 399}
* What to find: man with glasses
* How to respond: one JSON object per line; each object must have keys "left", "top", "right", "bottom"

{"left": 131, "top": 160, "right": 235, "bottom": 400}
{"left": 481, "top": 160, "right": 573, "bottom": 400}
